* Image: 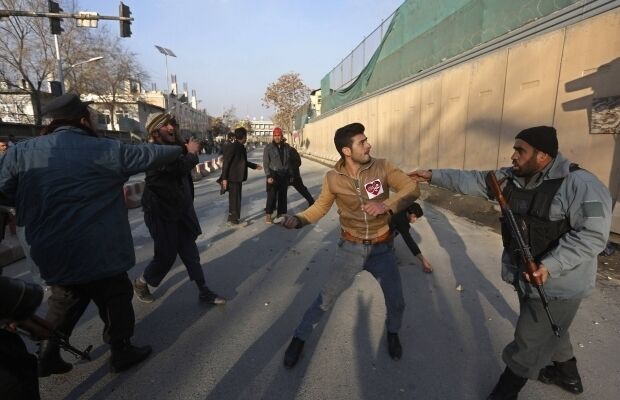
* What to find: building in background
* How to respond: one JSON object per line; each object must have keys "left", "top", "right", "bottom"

{"left": 249, "top": 118, "right": 274, "bottom": 138}
{"left": 310, "top": 89, "right": 321, "bottom": 118}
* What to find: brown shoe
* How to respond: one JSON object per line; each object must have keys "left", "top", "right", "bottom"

{"left": 265, "top": 214, "right": 273, "bottom": 224}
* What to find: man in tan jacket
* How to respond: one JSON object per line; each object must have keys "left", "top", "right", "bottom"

{"left": 280, "top": 122, "right": 419, "bottom": 368}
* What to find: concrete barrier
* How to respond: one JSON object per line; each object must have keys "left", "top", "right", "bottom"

{"left": 123, "top": 181, "right": 144, "bottom": 209}
{"left": 191, "top": 168, "right": 203, "bottom": 182}
{"left": 198, "top": 162, "right": 210, "bottom": 177}
{"left": 206, "top": 160, "right": 216, "bottom": 173}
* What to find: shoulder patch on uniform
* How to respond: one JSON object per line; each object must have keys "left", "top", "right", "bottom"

{"left": 582, "top": 201, "right": 604, "bottom": 218}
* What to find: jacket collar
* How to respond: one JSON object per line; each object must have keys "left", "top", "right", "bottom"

{"left": 334, "top": 157, "right": 376, "bottom": 177}
{"left": 52, "top": 125, "right": 95, "bottom": 137}
{"left": 509, "top": 152, "right": 572, "bottom": 189}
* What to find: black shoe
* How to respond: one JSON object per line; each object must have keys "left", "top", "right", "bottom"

{"left": 283, "top": 337, "right": 304, "bottom": 369}
{"left": 110, "top": 340, "right": 152, "bottom": 373}
{"left": 487, "top": 367, "right": 527, "bottom": 400}
{"left": 198, "top": 286, "right": 226, "bottom": 305}
{"left": 387, "top": 332, "right": 402, "bottom": 360}
{"left": 538, "top": 357, "right": 583, "bottom": 394}
{"left": 38, "top": 339, "right": 73, "bottom": 377}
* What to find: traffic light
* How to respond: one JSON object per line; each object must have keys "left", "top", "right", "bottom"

{"left": 48, "top": 0, "right": 63, "bottom": 35}
{"left": 119, "top": 2, "right": 131, "bottom": 38}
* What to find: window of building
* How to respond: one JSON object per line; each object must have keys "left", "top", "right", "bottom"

{"left": 98, "top": 113, "right": 111, "bottom": 125}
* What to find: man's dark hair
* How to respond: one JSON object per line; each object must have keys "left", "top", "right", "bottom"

{"left": 406, "top": 202, "right": 423, "bottom": 218}
{"left": 234, "top": 127, "right": 247, "bottom": 140}
{"left": 41, "top": 114, "right": 95, "bottom": 137}
{"left": 334, "top": 122, "right": 365, "bottom": 158}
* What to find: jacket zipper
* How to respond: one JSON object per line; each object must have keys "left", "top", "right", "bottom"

{"left": 356, "top": 169, "right": 370, "bottom": 240}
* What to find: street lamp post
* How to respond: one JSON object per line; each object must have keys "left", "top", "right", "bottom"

{"left": 64, "top": 56, "right": 104, "bottom": 93}
{"left": 154, "top": 45, "right": 176, "bottom": 94}
{"left": 69, "top": 56, "right": 104, "bottom": 69}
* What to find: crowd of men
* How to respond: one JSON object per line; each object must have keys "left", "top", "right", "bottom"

{"left": 219, "top": 126, "right": 315, "bottom": 226}
{"left": 0, "top": 93, "right": 613, "bottom": 400}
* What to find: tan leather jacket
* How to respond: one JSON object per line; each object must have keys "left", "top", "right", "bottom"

{"left": 296, "top": 157, "right": 419, "bottom": 239}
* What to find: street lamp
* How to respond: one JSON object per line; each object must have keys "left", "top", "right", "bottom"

{"left": 68, "top": 56, "right": 104, "bottom": 69}
{"left": 154, "top": 45, "right": 176, "bottom": 95}
{"left": 64, "top": 56, "right": 104, "bottom": 93}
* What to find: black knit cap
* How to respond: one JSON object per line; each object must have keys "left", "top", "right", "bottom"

{"left": 515, "top": 126, "right": 558, "bottom": 157}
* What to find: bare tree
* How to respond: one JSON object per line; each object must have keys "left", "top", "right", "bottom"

{"left": 262, "top": 72, "right": 310, "bottom": 135}
{"left": 77, "top": 31, "right": 148, "bottom": 130}
{"left": 0, "top": 1, "right": 148, "bottom": 129}
{"left": 221, "top": 105, "right": 238, "bottom": 130}
{"left": 236, "top": 119, "right": 253, "bottom": 134}
{"left": 0, "top": 0, "right": 58, "bottom": 124}
{"left": 210, "top": 116, "right": 229, "bottom": 138}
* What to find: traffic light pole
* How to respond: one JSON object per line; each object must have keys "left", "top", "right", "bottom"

{"left": 0, "top": 7, "right": 133, "bottom": 37}
{"left": 53, "top": 34, "right": 65, "bottom": 93}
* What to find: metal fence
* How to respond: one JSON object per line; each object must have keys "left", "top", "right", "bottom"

{"left": 327, "top": 10, "right": 396, "bottom": 90}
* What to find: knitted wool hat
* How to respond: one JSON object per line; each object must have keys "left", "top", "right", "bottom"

{"left": 515, "top": 126, "right": 558, "bottom": 157}
{"left": 145, "top": 112, "right": 172, "bottom": 133}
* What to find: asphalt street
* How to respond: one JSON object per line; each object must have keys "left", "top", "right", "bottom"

{"left": 4, "top": 148, "right": 620, "bottom": 400}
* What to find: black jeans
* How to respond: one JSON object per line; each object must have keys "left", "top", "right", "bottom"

{"left": 290, "top": 176, "right": 314, "bottom": 205}
{"left": 45, "top": 272, "right": 135, "bottom": 346}
{"left": 266, "top": 174, "right": 289, "bottom": 215}
{"left": 227, "top": 181, "right": 242, "bottom": 222}
{"left": 0, "top": 331, "right": 40, "bottom": 400}
{"left": 143, "top": 212, "right": 205, "bottom": 287}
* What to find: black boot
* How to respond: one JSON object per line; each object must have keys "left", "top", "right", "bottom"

{"left": 387, "top": 332, "right": 402, "bottom": 360}
{"left": 283, "top": 337, "right": 304, "bottom": 369}
{"left": 38, "top": 339, "right": 73, "bottom": 377}
{"left": 110, "top": 339, "right": 152, "bottom": 373}
{"left": 198, "top": 286, "right": 226, "bottom": 305}
{"left": 487, "top": 367, "right": 527, "bottom": 400}
{"left": 538, "top": 357, "right": 583, "bottom": 394}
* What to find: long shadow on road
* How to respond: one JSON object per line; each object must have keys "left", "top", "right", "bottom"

{"left": 204, "top": 226, "right": 341, "bottom": 400}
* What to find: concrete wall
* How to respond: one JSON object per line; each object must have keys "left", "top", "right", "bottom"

{"left": 302, "top": 10, "right": 620, "bottom": 232}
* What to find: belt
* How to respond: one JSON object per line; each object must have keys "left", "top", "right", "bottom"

{"left": 341, "top": 229, "right": 392, "bottom": 245}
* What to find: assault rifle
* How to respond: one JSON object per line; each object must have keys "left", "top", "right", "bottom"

{"left": 486, "top": 171, "right": 561, "bottom": 337}
{"left": 17, "top": 315, "right": 92, "bottom": 361}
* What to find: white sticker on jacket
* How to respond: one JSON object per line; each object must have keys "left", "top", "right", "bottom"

{"left": 364, "top": 179, "right": 384, "bottom": 199}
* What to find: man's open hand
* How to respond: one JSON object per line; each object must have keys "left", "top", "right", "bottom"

{"left": 279, "top": 214, "right": 301, "bottom": 229}
{"left": 408, "top": 170, "right": 432, "bottom": 182}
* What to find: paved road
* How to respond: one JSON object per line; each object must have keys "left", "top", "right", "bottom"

{"left": 4, "top": 149, "right": 619, "bottom": 400}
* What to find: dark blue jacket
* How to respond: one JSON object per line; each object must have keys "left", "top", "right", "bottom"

{"left": 0, "top": 126, "right": 182, "bottom": 285}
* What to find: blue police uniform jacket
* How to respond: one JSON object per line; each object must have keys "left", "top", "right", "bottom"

{"left": 0, "top": 126, "right": 182, "bottom": 285}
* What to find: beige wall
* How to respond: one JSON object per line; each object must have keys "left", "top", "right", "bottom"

{"left": 303, "top": 10, "right": 620, "bottom": 232}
